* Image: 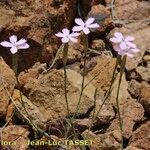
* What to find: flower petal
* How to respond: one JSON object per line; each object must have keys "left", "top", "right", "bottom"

{"left": 0, "top": 41, "right": 13, "bottom": 47}
{"left": 118, "top": 50, "right": 126, "bottom": 56}
{"left": 85, "top": 17, "right": 95, "bottom": 25}
{"left": 120, "top": 42, "right": 127, "bottom": 50}
{"left": 125, "top": 36, "right": 134, "bottom": 42}
{"left": 62, "top": 28, "right": 70, "bottom": 36}
{"left": 16, "top": 39, "right": 27, "bottom": 46}
{"left": 113, "top": 45, "right": 121, "bottom": 52}
{"left": 17, "top": 43, "right": 30, "bottom": 49}
{"left": 10, "top": 46, "right": 18, "bottom": 54}
{"left": 70, "top": 32, "right": 80, "bottom": 37}
{"left": 61, "top": 37, "right": 69, "bottom": 43}
{"left": 131, "top": 48, "right": 140, "bottom": 53}
{"left": 110, "top": 37, "right": 122, "bottom": 43}
{"left": 55, "top": 32, "right": 65, "bottom": 38}
{"left": 114, "top": 32, "right": 123, "bottom": 40}
{"left": 9, "top": 35, "right": 17, "bottom": 44}
{"left": 75, "top": 18, "right": 85, "bottom": 26}
{"left": 83, "top": 27, "right": 90, "bottom": 35}
{"left": 87, "top": 23, "right": 100, "bottom": 29}
{"left": 69, "top": 37, "right": 78, "bottom": 43}
{"left": 126, "top": 52, "right": 134, "bottom": 58}
{"left": 72, "top": 26, "right": 83, "bottom": 32}
{"left": 126, "top": 41, "right": 136, "bottom": 48}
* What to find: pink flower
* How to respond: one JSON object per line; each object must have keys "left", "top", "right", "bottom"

{"left": 0, "top": 35, "right": 29, "bottom": 54}
{"left": 110, "top": 32, "right": 140, "bottom": 58}
{"left": 72, "top": 17, "right": 100, "bottom": 35}
{"left": 55, "top": 28, "right": 80, "bottom": 43}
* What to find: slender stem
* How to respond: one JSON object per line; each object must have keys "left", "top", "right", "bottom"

{"left": 63, "top": 43, "right": 71, "bottom": 117}
{"left": 116, "top": 55, "right": 126, "bottom": 150}
{"left": 92, "top": 55, "right": 119, "bottom": 122}
{"left": 12, "top": 53, "right": 18, "bottom": 75}
{"left": 72, "top": 34, "right": 88, "bottom": 119}
{"left": 63, "top": 44, "right": 75, "bottom": 139}
{"left": 65, "top": 35, "right": 88, "bottom": 142}
{"left": 92, "top": 88, "right": 98, "bottom": 121}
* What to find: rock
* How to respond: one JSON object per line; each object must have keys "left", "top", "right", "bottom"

{"left": 86, "top": 55, "right": 116, "bottom": 92}
{"left": 91, "top": 39, "right": 106, "bottom": 51}
{"left": 75, "top": 119, "right": 93, "bottom": 132}
{"left": 46, "top": 118, "right": 67, "bottom": 138}
{"left": 127, "top": 69, "right": 141, "bottom": 81}
{"left": 136, "top": 66, "right": 150, "bottom": 81}
{"left": 0, "top": 0, "right": 78, "bottom": 71}
{"left": 82, "top": 130, "right": 121, "bottom": 150}
{"left": 120, "top": 98, "right": 144, "bottom": 123}
{"left": 143, "top": 55, "right": 150, "bottom": 68}
{"left": 6, "top": 102, "right": 15, "bottom": 124}
{"left": 18, "top": 62, "right": 47, "bottom": 86}
{"left": 80, "top": 57, "right": 98, "bottom": 76}
{"left": 128, "top": 79, "right": 141, "bottom": 98}
{"left": 143, "top": 55, "right": 150, "bottom": 61}
{"left": 88, "top": 4, "right": 112, "bottom": 32}
{"left": 90, "top": 101, "right": 115, "bottom": 125}
{"left": 109, "top": 74, "right": 144, "bottom": 139}
{"left": 108, "top": 24, "right": 150, "bottom": 70}
{"left": 0, "top": 5, "right": 15, "bottom": 29}
{"left": 12, "top": 89, "right": 46, "bottom": 130}
{"left": 106, "top": 0, "right": 150, "bottom": 20}
{"left": 46, "top": 118, "right": 93, "bottom": 138}
{"left": 110, "top": 118, "right": 134, "bottom": 140}
{"left": 124, "top": 146, "right": 144, "bottom": 150}
{"left": 0, "top": 57, "right": 16, "bottom": 117}
{"left": 110, "top": 74, "right": 131, "bottom": 107}
{"left": 24, "top": 69, "right": 104, "bottom": 123}
{"left": 0, "top": 125, "right": 29, "bottom": 150}
{"left": 139, "top": 82, "right": 150, "bottom": 115}
{"left": 57, "top": 44, "right": 82, "bottom": 65}
{"left": 129, "top": 121, "right": 150, "bottom": 150}
{"left": 108, "top": 95, "right": 144, "bottom": 139}
{"left": 66, "top": 62, "right": 81, "bottom": 73}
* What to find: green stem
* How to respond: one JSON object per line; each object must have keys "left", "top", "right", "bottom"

{"left": 12, "top": 53, "right": 18, "bottom": 75}
{"left": 63, "top": 44, "right": 75, "bottom": 139}
{"left": 63, "top": 43, "right": 71, "bottom": 117}
{"left": 92, "top": 55, "right": 119, "bottom": 122}
{"left": 65, "top": 35, "right": 88, "bottom": 143}
{"left": 92, "top": 88, "right": 98, "bottom": 121}
{"left": 116, "top": 55, "right": 126, "bottom": 150}
{"left": 72, "top": 34, "right": 88, "bottom": 119}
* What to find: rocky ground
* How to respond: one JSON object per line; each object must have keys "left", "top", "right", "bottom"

{"left": 0, "top": 0, "right": 150, "bottom": 150}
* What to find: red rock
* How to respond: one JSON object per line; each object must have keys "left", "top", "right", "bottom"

{"left": 0, "top": 125, "right": 29, "bottom": 150}
{"left": 128, "top": 80, "right": 141, "bottom": 98}
{"left": 0, "top": 57, "right": 16, "bottom": 117}
{"left": 109, "top": 74, "right": 144, "bottom": 139}
{"left": 129, "top": 121, "right": 150, "bottom": 150}
{"left": 86, "top": 56, "right": 116, "bottom": 92}
{"left": 106, "top": 0, "right": 150, "bottom": 20}
{"left": 23, "top": 69, "right": 103, "bottom": 123}
{"left": 140, "top": 82, "right": 150, "bottom": 115}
